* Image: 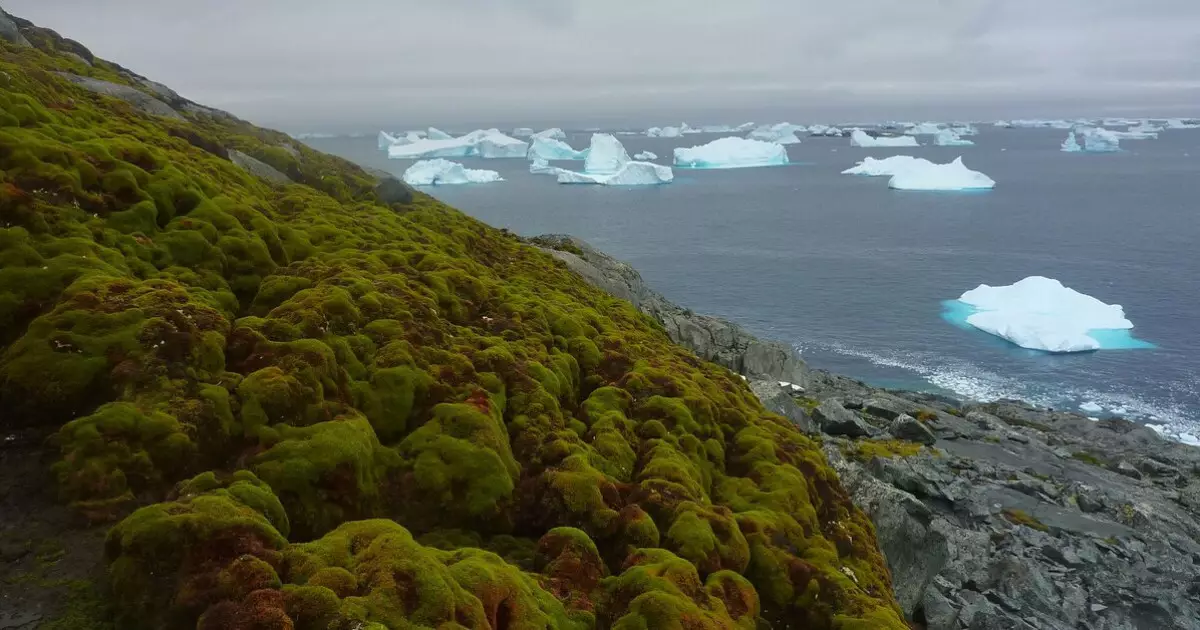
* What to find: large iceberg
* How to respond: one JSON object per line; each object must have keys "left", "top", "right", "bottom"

{"left": 808, "top": 124, "right": 845, "bottom": 137}
{"left": 633, "top": 151, "right": 658, "bottom": 160}
{"left": 700, "top": 124, "right": 735, "bottom": 133}
{"left": 850, "top": 129, "right": 920, "bottom": 148}
{"left": 512, "top": 127, "right": 535, "bottom": 137}
{"left": 532, "top": 128, "right": 567, "bottom": 140}
{"left": 529, "top": 157, "right": 561, "bottom": 175}
{"left": 1069, "top": 127, "right": 1121, "bottom": 153}
{"left": 673, "top": 137, "right": 789, "bottom": 169}
{"left": 527, "top": 136, "right": 588, "bottom": 160}
{"left": 402, "top": 159, "right": 502, "bottom": 186}
{"left": 646, "top": 125, "right": 684, "bottom": 138}
{"left": 1165, "top": 118, "right": 1200, "bottom": 130}
{"left": 952, "top": 276, "right": 1141, "bottom": 353}
{"left": 554, "top": 133, "right": 672, "bottom": 185}
{"left": 887, "top": 157, "right": 995, "bottom": 191}
{"left": 427, "top": 127, "right": 453, "bottom": 140}
{"left": 1109, "top": 126, "right": 1158, "bottom": 140}
{"left": 934, "top": 129, "right": 975, "bottom": 146}
{"left": 747, "top": 123, "right": 804, "bottom": 145}
{"left": 841, "top": 155, "right": 935, "bottom": 177}
{"left": 378, "top": 131, "right": 398, "bottom": 149}
{"left": 905, "top": 122, "right": 943, "bottom": 135}
{"left": 388, "top": 129, "right": 529, "bottom": 159}
{"left": 1061, "top": 132, "right": 1082, "bottom": 153}
{"left": 951, "top": 124, "right": 979, "bottom": 136}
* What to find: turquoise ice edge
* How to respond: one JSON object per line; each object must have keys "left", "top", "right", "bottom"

{"left": 939, "top": 300, "right": 1156, "bottom": 351}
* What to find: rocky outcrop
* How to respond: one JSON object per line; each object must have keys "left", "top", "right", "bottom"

{"left": 808, "top": 372, "right": 1200, "bottom": 630}
{"left": 0, "top": 8, "right": 30, "bottom": 47}
{"left": 54, "top": 73, "right": 184, "bottom": 120}
{"left": 374, "top": 174, "right": 416, "bottom": 205}
{"left": 531, "top": 234, "right": 808, "bottom": 386}
{"left": 228, "top": 149, "right": 292, "bottom": 185}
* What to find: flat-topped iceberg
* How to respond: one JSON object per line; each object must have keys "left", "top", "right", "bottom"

{"left": 934, "top": 129, "right": 975, "bottom": 146}
{"left": 528, "top": 136, "right": 588, "bottom": 160}
{"left": 747, "top": 123, "right": 804, "bottom": 145}
{"left": 633, "top": 151, "right": 658, "bottom": 160}
{"left": 673, "top": 137, "right": 789, "bottom": 169}
{"left": 532, "top": 128, "right": 567, "bottom": 140}
{"left": 1110, "top": 127, "right": 1158, "bottom": 140}
{"left": 1165, "top": 118, "right": 1200, "bottom": 129}
{"left": 905, "top": 122, "right": 943, "bottom": 135}
{"left": 647, "top": 125, "right": 684, "bottom": 138}
{"left": 850, "top": 129, "right": 920, "bottom": 148}
{"left": 388, "top": 128, "right": 529, "bottom": 159}
{"left": 842, "top": 155, "right": 935, "bottom": 177}
{"left": 887, "top": 157, "right": 995, "bottom": 191}
{"left": 402, "top": 159, "right": 502, "bottom": 186}
{"left": 557, "top": 162, "right": 673, "bottom": 186}
{"left": 512, "top": 127, "right": 535, "bottom": 137}
{"left": 951, "top": 276, "right": 1144, "bottom": 353}
{"left": 808, "top": 125, "right": 844, "bottom": 137}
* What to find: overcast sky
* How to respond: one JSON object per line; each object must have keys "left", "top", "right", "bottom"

{"left": 8, "top": 1, "right": 1200, "bottom": 131}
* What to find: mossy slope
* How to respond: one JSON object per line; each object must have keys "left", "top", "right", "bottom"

{"left": 0, "top": 15, "right": 904, "bottom": 629}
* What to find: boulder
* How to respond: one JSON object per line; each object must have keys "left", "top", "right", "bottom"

{"left": 228, "top": 150, "right": 292, "bottom": 186}
{"left": 374, "top": 175, "right": 415, "bottom": 205}
{"left": 890, "top": 414, "right": 937, "bottom": 446}
{"left": 813, "top": 401, "right": 874, "bottom": 438}
{"left": 863, "top": 397, "right": 918, "bottom": 421}
{"left": 750, "top": 379, "right": 817, "bottom": 434}
{"left": 0, "top": 9, "right": 31, "bottom": 47}
{"left": 54, "top": 73, "right": 184, "bottom": 120}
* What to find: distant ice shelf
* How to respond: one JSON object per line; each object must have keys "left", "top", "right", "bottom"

{"left": 850, "top": 129, "right": 920, "bottom": 148}
{"left": 402, "top": 159, "right": 502, "bottom": 185}
{"left": 386, "top": 129, "right": 529, "bottom": 159}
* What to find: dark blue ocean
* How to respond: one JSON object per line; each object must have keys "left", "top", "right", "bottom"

{"left": 304, "top": 127, "right": 1200, "bottom": 440}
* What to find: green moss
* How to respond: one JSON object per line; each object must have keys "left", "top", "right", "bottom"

{"left": 841, "top": 439, "right": 923, "bottom": 464}
{"left": 1071, "top": 451, "right": 1107, "bottom": 467}
{"left": 37, "top": 580, "right": 115, "bottom": 630}
{"left": 1002, "top": 509, "right": 1049, "bottom": 532}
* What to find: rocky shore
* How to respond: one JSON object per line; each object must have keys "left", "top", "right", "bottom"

{"left": 535, "top": 234, "right": 1200, "bottom": 630}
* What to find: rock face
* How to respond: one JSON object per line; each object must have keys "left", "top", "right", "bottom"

{"left": 374, "top": 174, "right": 416, "bottom": 205}
{"left": 227, "top": 149, "right": 293, "bottom": 185}
{"left": 531, "top": 234, "right": 808, "bottom": 386}
{"left": 805, "top": 373, "right": 1200, "bottom": 630}
{"left": 749, "top": 379, "right": 816, "bottom": 434}
{"left": 0, "top": 8, "right": 31, "bottom": 47}
{"left": 54, "top": 73, "right": 184, "bottom": 120}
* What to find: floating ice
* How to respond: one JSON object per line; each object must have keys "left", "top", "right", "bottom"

{"left": 529, "top": 157, "right": 561, "bottom": 175}
{"left": 887, "top": 157, "right": 995, "bottom": 191}
{"left": 387, "top": 129, "right": 529, "bottom": 159}
{"left": 841, "top": 155, "right": 935, "bottom": 177}
{"left": 1080, "top": 401, "right": 1104, "bottom": 414}
{"left": 1165, "top": 118, "right": 1200, "bottom": 130}
{"left": 647, "top": 125, "right": 684, "bottom": 138}
{"left": 528, "top": 136, "right": 588, "bottom": 160}
{"left": 905, "top": 122, "right": 943, "bottom": 135}
{"left": 934, "top": 129, "right": 975, "bottom": 146}
{"left": 402, "top": 159, "right": 502, "bottom": 186}
{"left": 747, "top": 123, "right": 804, "bottom": 145}
{"left": 583, "top": 133, "right": 632, "bottom": 174}
{"left": 427, "top": 127, "right": 453, "bottom": 140}
{"left": 809, "top": 125, "right": 845, "bottom": 137}
{"left": 557, "top": 161, "right": 673, "bottom": 186}
{"left": 951, "top": 124, "right": 979, "bottom": 136}
{"left": 378, "top": 131, "right": 399, "bottom": 149}
{"left": 511, "top": 127, "right": 535, "bottom": 137}
{"left": 993, "top": 120, "right": 1014, "bottom": 128}
{"left": 699, "top": 125, "right": 735, "bottom": 133}
{"left": 673, "top": 137, "right": 790, "bottom": 169}
{"left": 1010, "top": 119, "right": 1076, "bottom": 129}
{"left": 950, "top": 276, "right": 1147, "bottom": 353}
{"left": 1061, "top": 132, "right": 1082, "bottom": 153}
{"left": 532, "top": 128, "right": 567, "bottom": 140}
{"left": 735, "top": 122, "right": 757, "bottom": 132}
{"left": 850, "top": 129, "right": 920, "bottom": 148}
{"left": 1109, "top": 127, "right": 1158, "bottom": 140}
{"left": 633, "top": 151, "right": 658, "bottom": 160}
{"left": 1073, "top": 127, "right": 1121, "bottom": 153}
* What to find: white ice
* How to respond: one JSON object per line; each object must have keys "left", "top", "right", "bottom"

{"left": 1165, "top": 118, "right": 1200, "bottom": 130}
{"left": 735, "top": 122, "right": 756, "bottom": 132}
{"left": 583, "top": 133, "right": 633, "bottom": 174}
{"left": 532, "top": 128, "right": 567, "bottom": 140}
{"left": 1010, "top": 119, "right": 1076, "bottom": 129}
{"left": 955, "top": 276, "right": 1135, "bottom": 353}
{"left": 1079, "top": 401, "right": 1104, "bottom": 414}
{"left": 905, "top": 122, "right": 943, "bottom": 135}
{"left": 1061, "top": 132, "right": 1082, "bottom": 153}
{"left": 378, "top": 131, "right": 399, "bottom": 150}
{"left": 511, "top": 128, "right": 535, "bottom": 137}
{"left": 673, "top": 137, "right": 790, "bottom": 169}
{"left": 402, "top": 159, "right": 502, "bottom": 186}
{"left": 527, "top": 136, "right": 588, "bottom": 160}
{"left": 747, "top": 123, "right": 804, "bottom": 145}
{"left": 633, "top": 151, "right": 658, "bottom": 160}
{"left": 841, "top": 155, "right": 935, "bottom": 177}
{"left": 647, "top": 125, "right": 684, "bottom": 138}
{"left": 951, "top": 125, "right": 979, "bottom": 136}
{"left": 557, "top": 161, "right": 674, "bottom": 186}
{"left": 809, "top": 125, "right": 844, "bottom": 137}
{"left": 529, "top": 157, "right": 561, "bottom": 175}
{"left": 993, "top": 121, "right": 1014, "bottom": 128}
{"left": 850, "top": 129, "right": 920, "bottom": 148}
{"left": 427, "top": 127, "right": 453, "bottom": 140}
{"left": 934, "top": 129, "right": 975, "bottom": 146}
{"left": 887, "top": 157, "right": 995, "bottom": 191}
{"left": 387, "top": 129, "right": 529, "bottom": 160}
{"left": 1074, "top": 127, "right": 1121, "bottom": 153}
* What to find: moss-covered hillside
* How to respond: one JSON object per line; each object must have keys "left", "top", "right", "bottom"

{"left": 0, "top": 11, "right": 905, "bottom": 629}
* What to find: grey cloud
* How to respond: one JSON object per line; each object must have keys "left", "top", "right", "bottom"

{"left": 6, "top": 0, "right": 1199, "bottom": 131}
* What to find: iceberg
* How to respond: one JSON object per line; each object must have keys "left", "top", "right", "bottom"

{"left": 699, "top": 124, "right": 735, "bottom": 133}
{"left": 1079, "top": 401, "right": 1104, "bottom": 414}
{"left": 850, "top": 129, "right": 920, "bottom": 148}
{"left": 633, "top": 151, "right": 658, "bottom": 160}
{"left": 808, "top": 124, "right": 844, "bottom": 137}
{"left": 747, "top": 123, "right": 804, "bottom": 145}
{"left": 934, "top": 129, "right": 975, "bottom": 146}
{"left": 529, "top": 157, "right": 562, "bottom": 175}
{"left": 532, "top": 128, "right": 567, "bottom": 140}
{"left": 1109, "top": 127, "right": 1158, "bottom": 140}
{"left": 950, "top": 124, "right": 979, "bottom": 136}
{"left": 402, "top": 159, "right": 502, "bottom": 186}
{"left": 1165, "top": 118, "right": 1200, "bottom": 130}
{"left": 1073, "top": 127, "right": 1121, "bottom": 152}
{"left": 583, "top": 133, "right": 632, "bottom": 174}
{"left": 387, "top": 129, "right": 529, "bottom": 160}
{"left": 905, "top": 122, "right": 944, "bottom": 135}
{"left": 1010, "top": 119, "right": 1076, "bottom": 129}
{"left": 378, "top": 131, "right": 399, "bottom": 150}
{"left": 841, "top": 155, "right": 935, "bottom": 177}
{"left": 735, "top": 122, "right": 756, "bottom": 132}
{"left": 557, "top": 161, "right": 673, "bottom": 186}
{"left": 673, "top": 137, "right": 790, "bottom": 169}
{"left": 1061, "top": 132, "right": 1082, "bottom": 153}
{"left": 993, "top": 120, "right": 1014, "bottom": 128}
{"left": 887, "top": 157, "right": 995, "bottom": 191}
{"left": 527, "top": 136, "right": 588, "bottom": 160}
{"left": 951, "top": 276, "right": 1141, "bottom": 353}
{"left": 647, "top": 125, "right": 684, "bottom": 138}
{"left": 427, "top": 127, "right": 453, "bottom": 140}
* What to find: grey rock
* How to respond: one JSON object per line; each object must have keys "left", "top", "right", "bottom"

{"left": 921, "top": 589, "right": 959, "bottom": 630}
{"left": 228, "top": 150, "right": 292, "bottom": 186}
{"left": 749, "top": 379, "right": 816, "bottom": 434}
{"left": 890, "top": 414, "right": 937, "bottom": 445}
{"left": 1077, "top": 492, "right": 1106, "bottom": 514}
{"left": 863, "top": 396, "right": 917, "bottom": 421}
{"left": 531, "top": 234, "right": 808, "bottom": 385}
{"left": 54, "top": 73, "right": 184, "bottom": 120}
{"left": 1110, "top": 460, "right": 1143, "bottom": 480}
{"left": 813, "top": 401, "right": 873, "bottom": 438}
{"left": 1041, "top": 544, "right": 1084, "bottom": 567}
{"left": 375, "top": 175, "right": 415, "bottom": 205}
{"left": 0, "top": 8, "right": 30, "bottom": 47}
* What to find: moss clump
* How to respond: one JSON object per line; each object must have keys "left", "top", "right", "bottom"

{"left": 1002, "top": 509, "right": 1049, "bottom": 532}
{"left": 842, "top": 439, "right": 924, "bottom": 463}
{"left": 0, "top": 20, "right": 906, "bottom": 630}
{"left": 915, "top": 409, "right": 938, "bottom": 423}
{"left": 1071, "top": 451, "right": 1107, "bottom": 467}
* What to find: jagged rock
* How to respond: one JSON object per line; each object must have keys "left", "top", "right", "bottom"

{"left": 53, "top": 73, "right": 184, "bottom": 120}
{"left": 0, "top": 9, "right": 30, "bottom": 47}
{"left": 750, "top": 380, "right": 816, "bottom": 434}
{"left": 890, "top": 414, "right": 937, "bottom": 445}
{"left": 1137, "top": 457, "right": 1180, "bottom": 477}
{"left": 531, "top": 234, "right": 808, "bottom": 386}
{"left": 228, "top": 149, "right": 292, "bottom": 185}
{"left": 374, "top": 175, "right": 415, "bottom": 205}
{"left": 1110, "top": 460, "right": 1143, "bottom": 479}
{"left": 921, "top": 589, "right": 959, "bottom": 630}
{"left": 863, "top": 397, "right": 918, "bottom": 421}
{"left": 813, "top": 401, "right": 873, "bottom": 438}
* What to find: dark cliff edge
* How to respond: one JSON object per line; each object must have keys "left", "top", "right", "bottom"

{"left": 536, "top": 234, "right": 1200, "bottom": 630}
